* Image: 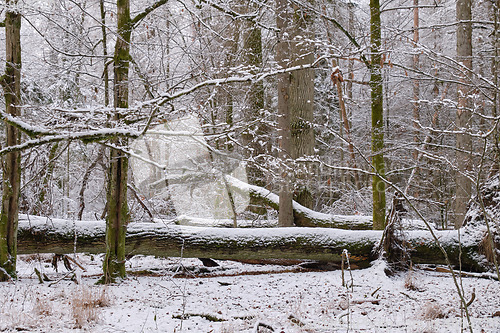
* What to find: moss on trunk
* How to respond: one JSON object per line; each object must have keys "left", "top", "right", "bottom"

{"left": 0, "top": 1, "right": 22, "bottom": 281}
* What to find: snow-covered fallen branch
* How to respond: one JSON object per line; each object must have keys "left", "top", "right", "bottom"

{"left": 225, "top": 175, "right": 373, "bottom": 230}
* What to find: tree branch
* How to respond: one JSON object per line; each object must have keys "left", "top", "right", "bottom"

{"left": 131, "top": 0, "right": 170, "bottom": 29}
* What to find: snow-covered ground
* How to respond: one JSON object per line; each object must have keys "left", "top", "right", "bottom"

{"left": 1, "top": 254, "right": 499, "bottom": 332}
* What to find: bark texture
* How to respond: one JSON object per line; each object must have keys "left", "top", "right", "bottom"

{"left": 276, "top": 0, "right": 316, "bottom": 226}
{"left": 455, "top": 0, "right": 473, "bottom": 228}
{"left": 288, "top": 1, "right": 315, "bottom": 209}
{"left": 103, "top": 0, "right": 132, "bottom": 283}
{"left": 412, "top": 0, "right": 420, "bottom": 160}
{"left": 276, "top": 0, "right": 294, "bottom": 227}
{"left": 370, "top": 0, "right": 386, "bottom": 230}
{"left": 241, "top": 4, "right": 268, "bottom": 215}
{"left": 16, "top": 218, "right": 488, "bottom": 272}
{"left": 0, "top": 1, "right": 22, "bottom": 281}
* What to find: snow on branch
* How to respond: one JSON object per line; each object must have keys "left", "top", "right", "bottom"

{"left": 0, "top": 58, "right": 329, "bottom": 155}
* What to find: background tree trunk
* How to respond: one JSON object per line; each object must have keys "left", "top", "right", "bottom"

{"left": 491, "top": 0, "right": 500, "bottom": 171}
{"left": 370, "top": 0, "right": 386, "bottom": 230}
{"left": 100, "top": 0, "right": 110, "bottom": 107}
{"left": 0, "top": 0, "right": 22, "bottom": 281}
{"left": 412, "top": 0, "right": 420, "bottom": 161}
{"left": 455, "top": 0, "right": 473, "bottom": 228}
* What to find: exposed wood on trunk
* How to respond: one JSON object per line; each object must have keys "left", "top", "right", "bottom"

{"left": 331, "top": 60, "right": 360, "bottom": 190}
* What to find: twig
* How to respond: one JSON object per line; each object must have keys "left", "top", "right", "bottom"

{"left": 351, "top": 299, "right": 380, "bottom": 305}
{"left": 34, "top": 267, "right": 44, "bottom": 284}
{"left": 252, "top": 321, "right": 274, "bottom": 332}
{"left": 371, "top": 286, "right": 381, "bottom": 297}
{"left": 288, "top": 314, "right": 305, "bottom": 327}
{"left": 64, "top": 255, "right": 86, "bottom": 271}
{"left": 466, "top": 288, "right": 476, "bottom": 307}
{"left": 173, "top": 313, "right": 226, "bottom": 322}
{"left": 48, "top": 270, "right": 76, "bottom": 287}
{"left": 426, "top": 266, "right": 499, "bottom": 280}
{"left": 400, "top": 292, "right": 418, "bottom": 301}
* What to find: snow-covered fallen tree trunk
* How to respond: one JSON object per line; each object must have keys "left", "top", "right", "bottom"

{"left": 226, "top": 176, "right": 373, "bottom": 230}
{"left": 17, "top": 216, "right": 487, "bottom": 271}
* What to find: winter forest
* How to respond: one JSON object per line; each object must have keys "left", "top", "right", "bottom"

{"left": 0, "top": 0, "right": 499, "bottom": 332}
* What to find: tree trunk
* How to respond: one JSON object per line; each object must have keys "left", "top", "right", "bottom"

{"left": 412, "top": 0, "right": 420, "bottom": 161}
{"left": 33, "top": 143, "right": 58, "bottom": 216}
{"left": 289, "top": 1, "right": 315, "bottom": 209}
{"left": 454, "top": 0, "right": 473, "bottom": 229}
{"left": 276, "top": 0, "right": 294, "bottom": 227}
{"left": 16, "top": 217, "right": 489, "bottom": 272}
{"left": 103, "top": 0, "right": 131, "bottom": 283}
{"left": 0, "top": 0, "right": 22, "bottom": 281}
{"left": 242, "top": 3, "right": 268, "bottom": 215}
{"left": 100, "top": 0, "right": 110, "bottom": 107}
{"left": 492, "top": 0, "right": 500, "bottom": 172}
{"left": 370, "top": 0, "right": 386, "bottom": 230}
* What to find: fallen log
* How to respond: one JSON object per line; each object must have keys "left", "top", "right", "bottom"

{"left": 226, "top": 176, "right": 373, "bottom": 229}
{"left": 17, "top": 216, "right": 488, "bottom": 271}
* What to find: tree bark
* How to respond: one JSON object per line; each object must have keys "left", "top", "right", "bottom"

{"left": 103, "top": 0, "right": 132, "bottom": 283}
{"left": 100, "top": 0, "right": 110, "bottom": 107}
{"left": 412, "top": 0, "right": 420, "bottom": 161}
{"left": 288, "top": 1, "right": 315, "bottom": 209}
{"left": 455, "top": 0, "right": 473, "bottom": 228}
{"left": 0, "top": 0, "right": 22, "bottom": 281}
{"left": 491, "top": 0, "right": 500, "bottom": 172}
{"left": 241, "top": 3, "right": 268, "bottom": 215}
{"left": 16, "top": 217, "right": 489, "bottom": 272}
{"left": 276, "top": 0, "right": 294, "bottom": 227}
{"left": 370, "top": 0, "right": 386, "bottom": 230}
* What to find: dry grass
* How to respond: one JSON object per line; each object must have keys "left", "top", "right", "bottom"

{"left": 20, "top": 253, "right": 53, "bottom": 263}
{"left": 420, "top": 301, "right": 446, "bottom": 320}
{"left": 34, "top": 297, "right": 52, "bottom": 316}
{"left": 71, "top": 286, "right": 110, "bottom": 328}
{"left": 404, "top": 270, "right": 419, "bottom": 291}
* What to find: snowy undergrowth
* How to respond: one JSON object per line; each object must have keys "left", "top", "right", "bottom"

{"left": 0, "top": 254, "right": 499, "bottom": 332}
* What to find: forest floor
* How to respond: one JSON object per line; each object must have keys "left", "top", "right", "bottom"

{"left": 0, "top": 253, "right": 499, "bottom": 332}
